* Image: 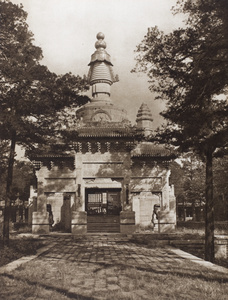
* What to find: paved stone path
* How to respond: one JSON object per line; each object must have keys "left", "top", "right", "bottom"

{"left": 1, "top": 234, "right": 228, "bottom": 300}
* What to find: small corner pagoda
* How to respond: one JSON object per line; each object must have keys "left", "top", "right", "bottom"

{"left": 30, "top": 33, "right": 176, "bottom": 234}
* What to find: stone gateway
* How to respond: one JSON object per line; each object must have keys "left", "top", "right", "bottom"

{"left": 30, "top": 33, "right": 176, "bottom": 234}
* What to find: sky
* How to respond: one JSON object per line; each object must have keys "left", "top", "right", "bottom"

{"left": 11, "top": 0, "right": 184, "bottom": 127}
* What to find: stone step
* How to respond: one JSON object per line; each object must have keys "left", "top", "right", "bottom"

{"left": 87, "top": 223, "right": 120, "bottom": 233}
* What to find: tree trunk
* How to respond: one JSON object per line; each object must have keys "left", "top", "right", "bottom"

{"left": 204, "top": 148, "right": 214, "bottom": 262}
{"left": 3, "top": 131, "right": 16, "bottom": 246}
{"left": 192, "top": 201, "right": 196, "bottom": 221}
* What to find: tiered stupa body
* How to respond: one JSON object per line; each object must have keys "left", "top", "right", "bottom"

{"left": 136, "top": 103, "right": 153, "bottom": 136}
{"left": 30, "top": 33, "right": 176, "bottom": 235}
{"left": 76, "top": 32, "right": 128, "bottom": 123}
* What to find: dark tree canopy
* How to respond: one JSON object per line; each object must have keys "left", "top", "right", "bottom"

{"left": 133, "top": 0, "right": 228, "bottom": 262}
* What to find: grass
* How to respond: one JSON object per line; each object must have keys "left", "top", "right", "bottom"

{"left": 0, "top": 236, "right": 44, "bottom": 267}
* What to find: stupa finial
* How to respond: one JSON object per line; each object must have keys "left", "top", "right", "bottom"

{"left": 95, "top": 32, "right": 106, "bottom": 49}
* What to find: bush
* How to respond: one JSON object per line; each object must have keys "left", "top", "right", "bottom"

{"left": 13, "top": 222, "right": 32, "bottom": 233}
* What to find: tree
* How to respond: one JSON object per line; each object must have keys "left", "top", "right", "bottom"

{"left": 171, "top": 153, "right": 228, "bottom": 223}
{"left": 11, "top": 161, "right": 35, "bottom": 202}
{"left": 133, "top": 0, "right": 228, "bottom": 262}
{"left": 0, "top": 1, "right": 89, "bottom": 244}
{"left": 0, "top": 141, "right": 9, "bottom": 204}
{"left": 213, "top": 156, "right": 228, "bottom": 221}
{"left": 170, "top": 153, "right": 205, "bottom": 221}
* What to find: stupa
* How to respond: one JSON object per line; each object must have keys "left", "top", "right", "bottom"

{"left": 30, "top": 33, "right": 176, "bottom": 234}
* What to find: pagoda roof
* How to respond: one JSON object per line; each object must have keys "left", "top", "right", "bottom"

{"left": 131, "top": 142, "right": 175, "bottom": 158}
{"left": 76, "top": 125, "right": 137, "bottom": 138}
{"left": 30, "top": 154, "right": 74, "bottom": 159}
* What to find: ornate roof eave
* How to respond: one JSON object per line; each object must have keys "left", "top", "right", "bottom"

{"left": 72, "top": 123, "right": 143, "bottom": 138}
{"left": 29, "top": 154, "right": 75, "bottom": 160}
{"left": 131, "top": 153, "right": 176, "bottom": 159}
{"left": 77, "top": 133, "right": 135, "bottom": 138}
{"left": 77, "top": 129, "right": 136, "bottom": 138}
{"left": 131, "top": 142, "right": 176, "bottom": 159}
{"left": 27, "top": 142, "right": 75, "bottom": 160}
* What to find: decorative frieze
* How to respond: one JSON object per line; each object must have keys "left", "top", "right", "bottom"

{"left": 162, "top": 161, "right": 170, "bottom": 168}
{"left": 97, "top": 142, "right": 101, "bottom": 152}
{"left": 125, "top": 141, "right": 136, "bottom": 151}
{"left": 105, "top": 142, "right": 111, "bottom": 152}
{"left": 32, "top": 161, "right": 42, "bottom": 170}
{"left": 75, "top": 142, "right": 82, "bottom": 153}
{"left": 74, "top": 140, "right": 136, "bottom": 154}
{"left": 33, "top": 157, "right": 75, "bottom": 171}
{"left": 87, "top": 142, "right": 92, "bottom": 152}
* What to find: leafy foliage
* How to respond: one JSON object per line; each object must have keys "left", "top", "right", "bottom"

{"left": 171, "top": 153, "right": 205, "bottom": 204}
{"left": 11, "top": 160, "right": 35, "bottom": 201}
{"left": 0, "top": 156, "right": 35, "bottom": 202}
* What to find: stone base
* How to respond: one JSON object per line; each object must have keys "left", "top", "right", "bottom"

{"left": 153, "top": 220, "right": 159, "bottom": 232}
{"left": 120, "top": 224, "right": 136, "bottom": 234}
{"left": 32, "top": 212, "right": 49, "bottom": 234}
{"left": 158, "top": 211, "right": 176, "bottom": 233}
{"left": 158, "top": 223, "right": 176, "bottom": 233}
{"left": 215, "top": 238, "right": 228, "bottom": 259}
{"left": 120, "top": 211, "right": 135, "bottom": 234}
{"left": 71, "top": 211, "right": 87, "bottom": 234}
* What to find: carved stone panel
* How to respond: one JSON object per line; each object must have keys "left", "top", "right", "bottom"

{"left": 44, "top": 178, "right": 76, "bottom": 193}
{"left": 130, "top": 177, "right": 162, "bottom": 192}
{"left": 83, "top": 162, "right": 123, "bottom": 177}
